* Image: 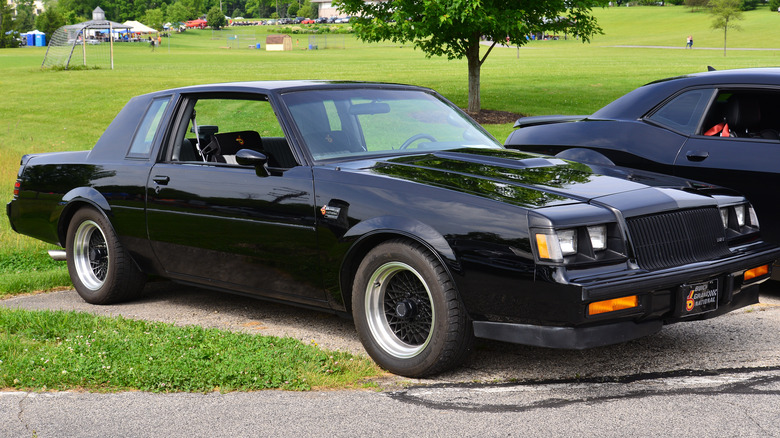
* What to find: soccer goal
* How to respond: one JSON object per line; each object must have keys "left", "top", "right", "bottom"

{"left": 42, "top": 24, "right": 117, "bottom": 69}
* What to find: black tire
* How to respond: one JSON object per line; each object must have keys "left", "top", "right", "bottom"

{"left": 352, "top": 239, "right": 474, "bottom": 377}
{"left": 65, "top": 207, "right": 146, "bottom": 304}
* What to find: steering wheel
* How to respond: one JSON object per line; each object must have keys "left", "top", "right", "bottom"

{"left": 400, "top": 133, "right": 438, "bottom": 149}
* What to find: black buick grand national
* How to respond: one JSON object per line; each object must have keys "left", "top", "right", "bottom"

{"left": 7, "top": 81, "right": 779, "bottom": 377}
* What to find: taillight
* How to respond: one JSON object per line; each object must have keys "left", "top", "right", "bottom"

{"left": 13, "top": 180, "right": 20, "bottom": 197}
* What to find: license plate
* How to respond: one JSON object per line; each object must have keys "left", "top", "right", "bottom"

{"left": 677, "top": 279, "right": 719, "bottom": 317}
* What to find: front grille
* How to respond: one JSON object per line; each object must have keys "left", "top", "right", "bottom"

{"left": 626, "top": 208, "right": 731, "bottom": 271}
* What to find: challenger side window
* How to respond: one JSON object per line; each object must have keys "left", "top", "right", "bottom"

{"left": 646, "top": 89, "right": 713, "bottom": 135}
{"left": 128, "top": 97, "right": 170, "bottom": 158}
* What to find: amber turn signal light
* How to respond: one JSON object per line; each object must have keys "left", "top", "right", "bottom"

{"left": 744, "top": 265, "right": 769, "bottom": 281}
{"left": 13, "top": 181, "right": 20, "bottom": 197}
{"left": 588, "top": 295, "right": 639, "bottom": 316}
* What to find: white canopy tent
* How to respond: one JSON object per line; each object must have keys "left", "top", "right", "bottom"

{"left": 122, "top": 21, "right": 158, "bottom": 34}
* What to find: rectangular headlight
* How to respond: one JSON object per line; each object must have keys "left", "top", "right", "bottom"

{"left": 587, "top": 225, "right": 607, "bottom": 251}
{"left": 735, "top": 205, "right": 746, "bottom": 227}
{"left": 720, "top": 208, "right": 729, "bottom": 228}
{"left": 557, "top": 229, "right": 577, "bottom": 255}
{"left": 749, "top": 206, "right": 760, "bottom": 228}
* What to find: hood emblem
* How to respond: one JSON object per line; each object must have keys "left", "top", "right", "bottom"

{"left": 325, "top": 134, "right": 334, "bottom": 143}
{"left": 236, "top": 135, "right": 245, "bottom": 145}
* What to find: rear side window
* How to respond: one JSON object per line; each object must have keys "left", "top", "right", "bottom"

{"left": 128, "top": 97, "right": 170, "bottom": 158}
{"left": 646, "top": 89, "right": 713, "bottom": 135}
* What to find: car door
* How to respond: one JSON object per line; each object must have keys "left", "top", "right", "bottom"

{"left": 145, "top": 94, "right": 325, "bottom": 305}
{"left": 673, "top": 88, "right": 780, "bottom": 243}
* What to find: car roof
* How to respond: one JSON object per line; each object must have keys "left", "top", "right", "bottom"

{"left": 593, "top": 68, "right": 780, "bottom": 120}
{"left": 143, "top": 80, "right": 432, "bottom": 98}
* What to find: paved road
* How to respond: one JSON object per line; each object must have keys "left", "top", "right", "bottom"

{"left": 2, "top": 282, "right": 780, "bottom": 436}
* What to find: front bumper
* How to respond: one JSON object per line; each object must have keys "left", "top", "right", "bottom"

{"left": 473, "top": 243, "right": 780, "bottom": 349}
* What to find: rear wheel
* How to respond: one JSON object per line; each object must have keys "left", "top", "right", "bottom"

{"left": 66, "top": 207, "right": 146, "bottom": 304}
{"left": 352, "top": 239, "right": 473, "bottom": 377}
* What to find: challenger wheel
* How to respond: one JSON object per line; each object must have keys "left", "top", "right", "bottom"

{"left": 66, "top": 207, "right": 146, "bottom": 304}
{"left": 352, "top": 239, "right": 473, "bottom": 377}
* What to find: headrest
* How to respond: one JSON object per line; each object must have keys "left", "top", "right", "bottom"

{"left": 726, "top": 96, "right": 761, "bottom": 130}
{"left": 212, "top": 131, "right": 262, "bottom": 155}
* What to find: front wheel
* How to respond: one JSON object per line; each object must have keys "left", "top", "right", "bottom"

{"left": 66, "top": 207, "right": 146, "bottom": 304}
{"left": 352, "top": 239, "right": 473, "bottom": 377}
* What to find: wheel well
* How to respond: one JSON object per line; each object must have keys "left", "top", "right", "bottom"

{"left": 339, "top": 232, "right": 449, "bottom": 314}
{"left": 57, "top": 201, "right": 104, "bottom": 247}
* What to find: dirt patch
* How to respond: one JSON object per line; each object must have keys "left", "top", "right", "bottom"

{"left": 464, "top": 109, "right": 524, "bottom": 125}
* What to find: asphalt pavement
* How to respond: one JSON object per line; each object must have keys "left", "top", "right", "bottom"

{"left": 2, "top": 281, "right": 780, "bottom": 437}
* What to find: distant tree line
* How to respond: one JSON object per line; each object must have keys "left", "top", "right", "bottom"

{"left": 615, "top": 0, "right": 768, "bottom": 9}
{"left": 1, "top": 0, "right": 317, "bottom": 40}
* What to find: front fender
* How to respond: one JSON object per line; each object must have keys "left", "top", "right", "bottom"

{"left": 343, "top": 215, "right": 455, "bottom": 262}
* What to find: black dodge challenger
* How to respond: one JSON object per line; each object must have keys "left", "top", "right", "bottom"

{"left": 7, "top": 81, "right": 780, "bottom": 377}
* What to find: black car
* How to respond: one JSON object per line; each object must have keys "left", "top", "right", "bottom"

{"left": 7, "top": 81, "right": 779, "bottom": 377}
{"left": 504, "top": 68, "right": 780, "bottom": 247}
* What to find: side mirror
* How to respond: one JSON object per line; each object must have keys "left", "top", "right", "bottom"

{"left": 236, "top": 149, "right": 270, "bottom": 176}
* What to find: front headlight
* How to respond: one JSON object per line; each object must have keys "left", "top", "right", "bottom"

{"left": 720, "top": 203, "right": 759, "bottom": 230}
{"left": 719, "top": 202, "right": 760, "bottom": 243}
{"left": 587, "top": 225, "right": 607, "bottom": 251}
{"left": 534, "top": 224, "right": 617, "bottom": 264}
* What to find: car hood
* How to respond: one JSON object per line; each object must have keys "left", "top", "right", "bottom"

{"left": 354, "top": 148, "right": 721, "bottom": 212}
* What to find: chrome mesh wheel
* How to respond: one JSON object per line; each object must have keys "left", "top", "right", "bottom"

{"left": 72, "top": 220, "right": 109, "bottom": 291}
{"left": 364, "top": 261, "right": 434, "bottom": 359}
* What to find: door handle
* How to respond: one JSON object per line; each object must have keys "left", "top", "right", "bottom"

{"left": 685, "top": 150, "right": 709, "bottom": 162}
{"left": 152, "top": 175, "right": 170, "bottom": 185}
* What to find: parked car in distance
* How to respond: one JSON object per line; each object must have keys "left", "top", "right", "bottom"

{"left": 7, "top": 81, "right": 779, "bottom": 376}
{"left": 505, "top": 68, "right": 780, "bottom": 251}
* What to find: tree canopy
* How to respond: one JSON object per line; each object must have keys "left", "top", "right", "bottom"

{"left": 336, "top": 0, "right": 606, "bottom": 113}
{"left": 5, "top": 0, "right": 310, "bottom": 34}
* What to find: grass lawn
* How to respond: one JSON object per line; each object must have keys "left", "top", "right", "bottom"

{"left": 3, "top": 7, "right": 780, "bottom": 293}
{"left": 1, "top": 5, "right": 779, "bottom": 391}
{"left": 0, "top": 308, "right": 380, "bottom": 391}
{"left": 3, "top": 6, "right": 780, "bottom": 294}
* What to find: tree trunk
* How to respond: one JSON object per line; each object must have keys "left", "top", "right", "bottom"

{"left": 466, "top": 40, "right": 481, "bottom": 113}
{"left": 723, "top": 25, "right": 727, "bottom": 57}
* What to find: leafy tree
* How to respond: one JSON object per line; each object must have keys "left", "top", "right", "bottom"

{"left": 143, "top": 8, "right": 165, "bottom": 30}
{"left": 709, "top": 0, "right": 743, "bottom": 56}
{"left": 287, "top": 1, "right": 299, "bottom": 17}
{"left": 1, "top": 1, "right": 20, "bottom": 48}
{"left": 207, "top": 6, "right": 226, "bottom": 28}
{"left": 684, "top": 0, "right": 709, "bottom": 12}
{"left": 35, "top": 6, "right": 65, "bottom": 37}
{"left": 12, "top": 0, "right": 36, "bottom": 32}
{"left": 740, "top": 0, "right": 759, "bottom": 10}
{"left": 336, "top": 0, "right": 604, "bottom": 113}
{"left": 232, "top": 8, "right": 244, "bottom": 17}
{"left": 298, "top": 0, "right": 314, "bottom": 18}
{"left": 167, "top": 1, "right": 193, "bottom": 24}
{"left": 770, "top": 0, "right": 780, "bottom": 12}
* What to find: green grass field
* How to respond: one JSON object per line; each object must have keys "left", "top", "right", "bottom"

{"left": 2, "top": 5, "right": 780, "bottom": 293}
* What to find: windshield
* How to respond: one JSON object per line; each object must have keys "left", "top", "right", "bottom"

{"left": 281, "top": 88, "right": 502, "bottom": 161}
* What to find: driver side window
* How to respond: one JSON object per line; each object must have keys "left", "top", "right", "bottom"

{"left": 169, "top": 95, "right": 298, "bottom": 168}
